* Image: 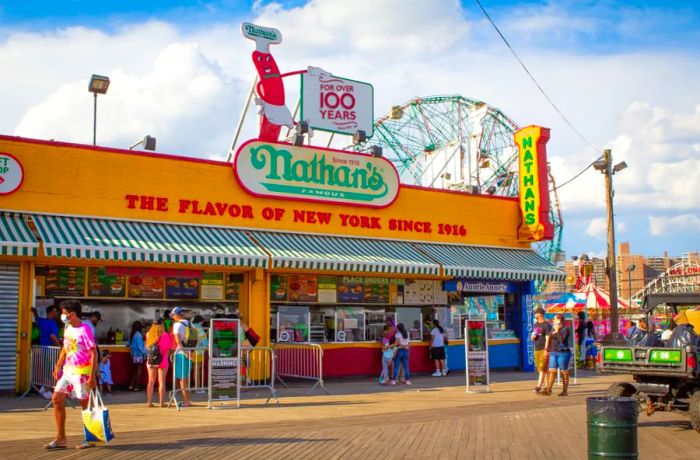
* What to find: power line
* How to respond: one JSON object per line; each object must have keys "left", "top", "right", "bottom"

{"left": 473, "top": 0, "right": 603, "bottom": 190}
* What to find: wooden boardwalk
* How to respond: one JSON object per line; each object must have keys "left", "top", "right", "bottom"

{"left": 0, "top": 372, "right": 698, "bottom": 459}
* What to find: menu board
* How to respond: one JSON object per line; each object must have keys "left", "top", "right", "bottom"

{"left": 201, "top": 272, "right": 224, "bottom": 300}
{"left": 127, "top": 275, "right": 164, "bottom": 299}
{"left": 87, "top": 267, "right": 125, "bottom": 297}
{"left": 362, "top": 282, "right": 390, "bottom": 303}
{"left": 165, "top": 277, "right": 200, "bottom": 299}
{"left": 288, "top": 275, "right": 318, "bottom": 302}
{"left": 337, "top": 277, "right": 365, "bottom": 302}
{"left": 465, "top": 318, "right": 490, "bottom": 390}
{"left": 45, "top": 266, "right": 86, "bottom": 297}
{"left": 433, "top": 280, "right": 448, "bottom": 305}
{"left": 225, "top": 274, "right": 243, "bottom": 301}
{"left": 403, "top": 280, "right": 434, "bottom": 305}
{"left": 318, "top": 276, "right": 337, "bottom": 303}
{"left": 270, "top": 275, "right": 288, "bottom": 301}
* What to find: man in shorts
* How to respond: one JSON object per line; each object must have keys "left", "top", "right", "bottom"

{"left": 171, "top": 307, "right": 193, "bottom": 407}
{"left": 46, "top": 300, "right": 97, "bottom": 450}
{"left": 531, "top": 307, "right": 552, "bottom": 393}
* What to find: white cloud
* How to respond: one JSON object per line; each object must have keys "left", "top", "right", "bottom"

{"left": 585, "top": 217, "right": 606, "bottom": 238}
{"left": 649, "top": 214, "right": 700, "bottom": 236}
{"left": 617, "top": 222, "right": 626, "bottom": 233}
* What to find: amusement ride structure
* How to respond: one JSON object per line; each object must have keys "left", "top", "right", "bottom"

{"left": 631, "top": 256, "right": 700, "bottom": 303}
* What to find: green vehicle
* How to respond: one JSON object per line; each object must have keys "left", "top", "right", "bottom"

{"left": 597, "top": 294, "right": 700, "bottom": 432}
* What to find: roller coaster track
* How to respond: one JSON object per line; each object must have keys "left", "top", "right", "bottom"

{"left": 631, "top": 258, "right": 700, "bottom": 303}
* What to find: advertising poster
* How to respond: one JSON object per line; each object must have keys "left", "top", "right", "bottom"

{"left": 225, "top": 274, "right": 244, "bottom": 301}
{"left": 465, "top": 317, "right": 490, "bottom": 392}
{"left": 87, "top": 267, "right": 126, "bottom": 297}
{"left": 45, "top": 266, "right": 86, "bottom": 297}
{"left": 270, "top": 275, "right": 288, "bottom": 301}
{"left": 127, "top": 275, "right": 165, "bottom": 299}
{"left": 165, "top": 277, "right": 200, "bottom": 300}
{"left": 362, "top": 279, "right": 390, "bottom": 303}
{"left": 337, "top": 277, "right": 364, "bottom": 302}
{"left": 201, "top": 272, "right": 224, "bottom": 300}
{"left": 208, "top": 319, "right": 240, "bottom": 407}
{"left": 288, "top": 275, "right": 318, "bottom": 302}
{"left": 318, "top": 276, "right": 337, "bottom": 303}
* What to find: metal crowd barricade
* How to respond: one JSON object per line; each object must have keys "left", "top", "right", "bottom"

{"left": 21, "top": 345, "right": 74, "bottom": 410}
{"left": 274, "top": 342, "right": 329, "bottom": 395}
{"left": 169, "top": 347, "right": 208, "bottom": 410}
{"left": 241, "top": 346, "right": 278, "bottom": 405}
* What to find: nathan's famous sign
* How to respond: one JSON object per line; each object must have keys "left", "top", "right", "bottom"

{"left": 514, "top": 125, "right": 553, "bottom": 241}
{"left": 234, "top": 141, "right": 399, "bottom": 208}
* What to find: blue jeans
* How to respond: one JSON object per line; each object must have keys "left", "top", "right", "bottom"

{"left": 392, "top": 348, "right": 410, "bottom": 380}
{"left": 548, "top": 350, "right": 572, "bottom": 370}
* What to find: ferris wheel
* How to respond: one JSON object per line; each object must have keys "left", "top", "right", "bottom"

{"left": 371, "top": 95, "right": 563, "bottom": 268}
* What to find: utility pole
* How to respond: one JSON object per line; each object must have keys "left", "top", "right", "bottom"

{"left": 594, "top": 149, "right": 627, "bottom": 343}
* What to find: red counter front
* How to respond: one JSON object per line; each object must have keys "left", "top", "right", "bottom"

{"left": 321, "top": 342, "right": 436, "bottom": 377}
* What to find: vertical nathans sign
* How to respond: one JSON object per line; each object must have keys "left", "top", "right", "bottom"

{"left": 515, "top": 126, "right": 554, "bottom": 241}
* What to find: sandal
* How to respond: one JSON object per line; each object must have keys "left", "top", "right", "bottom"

{"left": 45, "top": 440, "right": 67, "bottom": 450}
{"left": 76, "top": 440, "right": 95, "bottom": 450}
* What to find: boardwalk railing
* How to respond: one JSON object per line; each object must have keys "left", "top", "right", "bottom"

{"left": 274, "top": 342, "right": 328, "bottom": 395}
{"left": 241, "top": 346, "right": 278, "bottom": 405}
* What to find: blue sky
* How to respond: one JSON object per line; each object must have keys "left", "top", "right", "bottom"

{"left": 0, "top": 0, "right": 699, "bottom": 261}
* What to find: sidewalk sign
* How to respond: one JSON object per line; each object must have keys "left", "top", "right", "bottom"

{"left": 464, "top": 315, "right": 491, "bottom": 393}
{"left": 208, "top": 318, "right": 241, "bottom": 409}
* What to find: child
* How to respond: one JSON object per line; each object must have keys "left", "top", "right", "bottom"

{"left": 379, "top": 326, "right": 395, "bottom": 384}
{"left": 99, "top": 350, "right": 113, "bottom": 394}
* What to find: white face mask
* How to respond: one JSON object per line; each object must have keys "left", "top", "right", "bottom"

{"left": 60, "top": 313, "right": 70, "bottom": 325}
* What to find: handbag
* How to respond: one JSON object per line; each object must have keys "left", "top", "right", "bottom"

{"left": 245, "top": 327, "right": 261, "bottom": 347}
{"left": 82, "top": 389, "right": 115, "bottom": 444}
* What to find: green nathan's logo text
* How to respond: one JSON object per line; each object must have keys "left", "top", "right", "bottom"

{"left": 247, "top": 144, "right": 390, "bottom": 202}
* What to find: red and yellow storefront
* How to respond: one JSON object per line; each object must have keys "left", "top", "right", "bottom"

{"left": 0, "top": 134, "right": 563, "bottom": 392}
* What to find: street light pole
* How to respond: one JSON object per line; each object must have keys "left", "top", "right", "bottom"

{"left": 594, "top": 148, "right": 628, "bottom": 344}
{"left": 88, "top": 74, "right": 110, "bottom": 146}
{"left": 93, "top": 92, "right": 97, "bottom": 146}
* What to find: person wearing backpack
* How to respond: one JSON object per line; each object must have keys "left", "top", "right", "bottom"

{"left": 145, "top": 320, "right": 173, "bottom": 408}
{"left": 171, "top": 307, "right": 193, "bottom": 407}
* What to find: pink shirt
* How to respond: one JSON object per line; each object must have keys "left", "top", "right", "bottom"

{"left": 148, "top": 332, "right": 174, "bottom": 369}
{"left": 62, "top": 322, "right": 96, "bottom": 376}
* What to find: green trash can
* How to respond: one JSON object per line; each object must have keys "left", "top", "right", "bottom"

{"left": 586, "top": 396, "right": 639, "bottom": 459}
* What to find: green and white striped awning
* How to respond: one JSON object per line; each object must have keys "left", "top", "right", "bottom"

{"left": 0, "top": 213, "right": 38, "bottom": 256}
{"left": 250, "top": 231, "right": 440, "bottom": 275}
{"left": 32, "top": 215, "right": 268, "bottom": 268}
{"left": 415, "top": 243, "right": 565, "bottom": 282}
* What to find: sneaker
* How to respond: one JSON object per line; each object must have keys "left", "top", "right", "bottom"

{"left": 432, "top": 371, "right": 442, "bottom": 377}
{"left": 405, "top": 380, "right": 412, "bottom": 385}
{"left": 533, "top": 387, "right": 541, "bottom": 393}
{"left": 41, "top": 390, "right": 52, "bottom": 400}
{"left": 389, "top": 380, "right": 397, "bottom": 385}
{"left": 442, "top": 369, "right": 449, "bottom": 376}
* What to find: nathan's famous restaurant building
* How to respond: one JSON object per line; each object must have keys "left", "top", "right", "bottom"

{"left": 0, "top": 125, "right": 563, "bottom": 392}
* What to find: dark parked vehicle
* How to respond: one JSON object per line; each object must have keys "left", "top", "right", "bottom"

{"left": 598, "top": 294, "right": 700, "bottom": 433}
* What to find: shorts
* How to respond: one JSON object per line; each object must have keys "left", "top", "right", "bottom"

{"left": 174, "top": 352, "right": 191, "bottom": 380}
{"left": 54, "top": 373, "right": 90, "bottom": 400}
{"left": 548, "top": 351, "right": 572, "bottom": 370}
{"left": 430, "top": 346, "right": 446, "bottom": 360}
{"left": 534, "top": 349, "right": 547, "bottom": 372}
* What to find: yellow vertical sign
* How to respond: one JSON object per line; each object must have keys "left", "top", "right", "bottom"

{"left": 515, "top": 125, "right": 553, "bottom": 241}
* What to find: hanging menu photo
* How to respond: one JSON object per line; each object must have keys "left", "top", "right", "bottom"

{"left": 288, "top": 275, "right": 318, "bottom": 302}
{"left": 337, "top": 277, "right": 364, "bottom": 303}
{"left": 165, "top": 277, "right": 200, "bottom": 300}
{"left": 362, "top": 279, "right": 390, "bottom": 303}
{"left": 127, "top": 275, "right": 165, "bottom": 299}
{"left": 404, "top": 280, "right": 434, "bottom": 305}
{"left": 225, "top": 274, "right": 243, "bottom": 301}
{"left": 87, "top": 267, "right": 126, "bottom": 297}
{"left": 201, "top": 272, "right": 224, "bottom": 300}
{"left": 318, "top": 276, "right": 337, "bottom": 303}
{"left": 270, "top": 275, "right": 288, "bottom": 301}
{"left": 45, "top": 266, "right": 86, "bottom": 297}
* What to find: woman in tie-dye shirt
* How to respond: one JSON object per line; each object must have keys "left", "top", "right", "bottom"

{"left": 46, "top": 300, "right": 97, "bottom": 450}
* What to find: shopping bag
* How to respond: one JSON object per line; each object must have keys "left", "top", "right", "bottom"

{"left": 82, "top": 389, "right": 115, "bottom": 444}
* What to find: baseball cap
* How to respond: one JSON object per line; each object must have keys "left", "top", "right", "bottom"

{"left": 92, "top": 311, "right": 102, "bottom": 322}
{"left": 171, "top": 307, "right": 185, "bottom": 316}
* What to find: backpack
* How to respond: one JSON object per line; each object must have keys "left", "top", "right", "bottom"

{"left": 146, "top": 340, "right": 162, "bottom": 366}
{"left": 183, "top": 323, "right": 198, "bottom": 348}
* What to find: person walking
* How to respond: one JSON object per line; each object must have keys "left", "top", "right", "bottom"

{"left": 145, "top": 320, "right": 173, "bottom": 408}
{"left": 389, "top": 323, "right": 411, "bottom": 385}
{"left": 430, "top": 320, "right": 447, "bottom": 377}
{"left": 540, "top": 314, "right": 572, "bottom": 397}
{"left": 531, "top": 307, "right": 552, "bottom": 393}
{"left": 128, "top": 321, "right": 146, "bottom": 391}
{"left": 45, "top": 300, "right": 97, "bottom": 450}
